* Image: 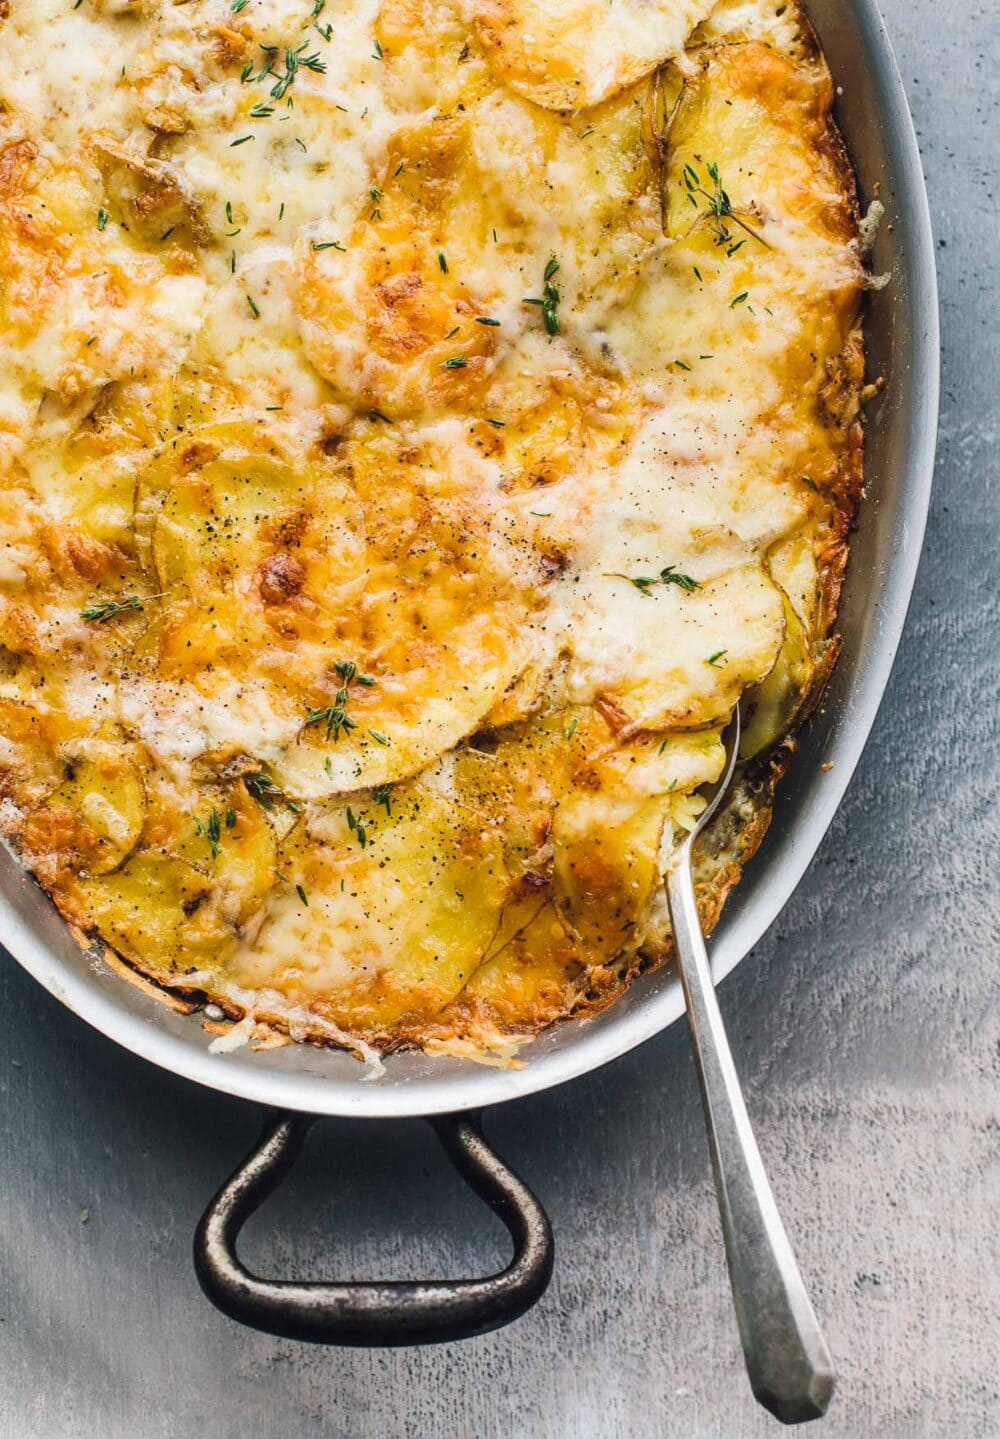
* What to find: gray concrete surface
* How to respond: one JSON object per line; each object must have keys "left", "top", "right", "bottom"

{"left": 1, "top": 1, "right": 997, "bottom": 1435}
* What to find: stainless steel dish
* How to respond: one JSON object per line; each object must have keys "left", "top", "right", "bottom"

{"left": 0, "top": 0, "right": 938, "bottom": 1355}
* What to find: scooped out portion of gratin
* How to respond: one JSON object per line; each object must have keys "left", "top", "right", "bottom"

{"left": 0, "top": 0, "right": 869, "bottom": 1063}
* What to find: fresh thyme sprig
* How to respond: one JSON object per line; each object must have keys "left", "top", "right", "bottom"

{"left": 312, "top": 0, "right": 332, "bottom": 39}
{"left": 80, "top": 595, "right": 145, "bottom": 623}
{"left": 241, "top": 42, "right": 327, "bottom": 101}
{"left": 524, "top": 255, "right": 561, "bottom": 337}
{"left": 245, "top": 772, "right": 302, "bottom": 813}
{"left": 306, "top": 705, "right": 355, "bottom": 742}
{"left": 604, "top": 566, "right": 699, "bottom": 597}
{"left": 194, "top": 809, "right": 223, "bottom": 859}
{"left": 682, "top": 161, "right": 772, "bottom": 252}
{"left": 346, "top": 805, "right": 368, "bottom": 849}
{"left": 268, "top": 44, "right": 327, "bottom": 100}
{"left": 305, "top": 660, "right": 376, "bottom": 741}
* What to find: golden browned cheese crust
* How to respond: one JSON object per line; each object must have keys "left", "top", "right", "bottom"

{"left": 0, "top": 0, "right": 867, "bottom": 1063}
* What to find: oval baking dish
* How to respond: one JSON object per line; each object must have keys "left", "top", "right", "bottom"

{"left": 0, "top": 0, "right": 937, "bottom": 1347}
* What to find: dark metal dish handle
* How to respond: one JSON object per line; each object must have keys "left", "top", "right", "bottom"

{"left": 194, "top": 1109, "right": 554, "bottom": 1346}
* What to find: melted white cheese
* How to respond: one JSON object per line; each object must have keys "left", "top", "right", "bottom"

{"left": 0, "top": 0, "right": 864, "bottom": 1048}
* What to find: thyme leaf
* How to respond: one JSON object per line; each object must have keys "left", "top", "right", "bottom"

{"left": 245, "top": 772, "right": 301, "bottom": 813}
{"left": 604, "top": 566, "right": 699, "bottom": 597}
{"left": 682, "top": 160, "right": 772, "bottom": 251}
{"left": 305, "top": 662, "right": 377, "bottom": 741}
{"left": 80, "top": 595, "right": 144, "bottom": 623}
{"left": 524, "top": 254, "right": 561, "bottom": 336}
{"left": 194, "top": 809, "right": 222, "bottom": 860}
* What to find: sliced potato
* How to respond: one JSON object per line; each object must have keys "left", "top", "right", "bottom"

{"left": 598, "top": 42, "right": 862, "bottom": 504}
{"left": 738, "top": 525, "right": 824, "bottom": 760}
{"left": 43, "top": 746, "right": 146, "bottom": 876}
{"left": 41, "top": 451, "right": 142, "bottom": 571}
{"left": 274, "top": 431, "right": 539, "bottom": 798}
{"left": 83, "top": 852, "right": 230, "bottom": 982}
{"left": 375, "top": 0, "right": 491, "bottom": 112}
{"left": 133, "top": 418, "right": 539, "bottom": 794}
{"left": 275, "top": 632, "right": 527, "bottom": 798}
{"left": 767, "top": 524, "right": 822, "bottom": 632}
{"left": 456, "top": 902, "right": 585, "bottom": 1025}
{"left": 543, "top": 717, "right": 716, "bottom": 954}
{"left": 215, "top": 786, "right": 280, "bottom": 924}
{"left": 297, "top": 82, "right": 663, "bottom": 418}
{"left": 0, "top": 696, "right": 76, "bottom": 804}
{"left": 297, "top": 112, "right": 498, "bottom": 421}
{"left": 481, "top": 353, "right": 635, "bottom": 497}
{"left": 466, "top": 78, "right": 665, "bottom": 323}
{"left": 663, "top": 42, "right": 853, "bottom": 248}
{"left": 152, "top": 467, "right": 292, "bottom": 593}
{"left": 692, "top": 0, "right": 809, "bottom": 56}
{"left": 139, "top": 425, "right": 362, "bottom": 606}
{"left": 82, "top": 777, "right": 278, "bottom": 982}
{"left": 451, "top": 739, "right": 556, "bottom": 960}
{"left": 739, "top": 593, "right": 815, "bottom": 761}
{"left": 180, "top": 781, "right": 278, "bottom": 914}
{"left": 625, "top": 565, "right": 786, "bottom": 729}
{"left": 225, "top": 782, "right": 510, "bottom": 1032}
{"left": 446, "top": 719, "right": 724, "bottom": 1010}
{"left": 454, "top": 711, "right": 723, "bottom": 969}
{"left": 128, "top": 423, "right": 372, "bottom": 765}
{"left": 553, "top": 789, "right": 670, "bottom": 959}
{"left": 94, "top": 140, "right": 210, "bottom": 248}
{"left": 562, "top": 562, "right": 785, "bottom": 731}
{"left": 471, "top": 0, "right": 714, "bottom": 110}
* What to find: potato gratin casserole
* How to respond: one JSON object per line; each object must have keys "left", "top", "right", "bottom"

{"left": 0, "top": 0, "right": 870, "bottom": 1065}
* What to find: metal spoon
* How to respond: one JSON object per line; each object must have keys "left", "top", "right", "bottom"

{"left": 664, "top": 706, "right": 836, "bottom": 1425}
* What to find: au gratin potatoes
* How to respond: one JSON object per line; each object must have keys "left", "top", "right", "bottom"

{"left": 0, "top": 0, "right": 870, "bottom": 1064}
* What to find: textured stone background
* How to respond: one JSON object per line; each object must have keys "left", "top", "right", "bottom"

{"left": 1, "top": 1, "right": 997, "bottom": 1435}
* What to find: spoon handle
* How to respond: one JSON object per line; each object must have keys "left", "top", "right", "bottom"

{"left": 666, "top": 858, "right": 836, "bottom": 1426}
